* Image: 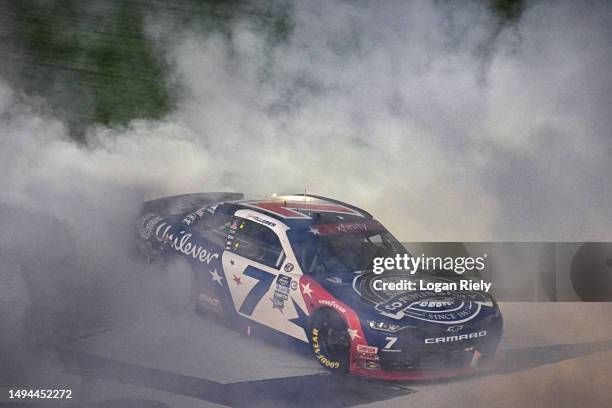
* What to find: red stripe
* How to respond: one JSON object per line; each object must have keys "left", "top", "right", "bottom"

{"left": 244, "top": 201, "right": 363, "bottom": 218}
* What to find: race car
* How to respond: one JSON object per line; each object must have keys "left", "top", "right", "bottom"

{"left": 135, "top": 192, "right": 503, "bottom": 380}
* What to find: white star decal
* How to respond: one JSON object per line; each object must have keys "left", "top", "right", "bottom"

{"left": 347, "top": 328, "right": 360, "bottom": 340}
{"left": 301, "top": 283, "right": 313, "bottom": 298}
{"left": 308, "top": 227, "right": 320, "bottom": 235}
{"left": 209, "top": 268, "right": 224, "bottom": 286}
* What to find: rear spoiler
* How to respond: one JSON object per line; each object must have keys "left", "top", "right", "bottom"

{"left": 141, "top": 192, "right": 244, "bottom": 215}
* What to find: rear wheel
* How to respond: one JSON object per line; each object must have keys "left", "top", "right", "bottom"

{"left": 308, "top": 309, "right": 350, "bottom": 373}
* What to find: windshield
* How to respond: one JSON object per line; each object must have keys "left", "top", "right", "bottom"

{"left": 287, "top": 223, "right": 407, "bottom": 274}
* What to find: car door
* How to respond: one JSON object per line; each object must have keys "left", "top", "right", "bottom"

{"left": 222, "top": 209, "right": 308, "bottom": 341}
{"left": 184, "top": 203, "right": 235, "bottom": 313}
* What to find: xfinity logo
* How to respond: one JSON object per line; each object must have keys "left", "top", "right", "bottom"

{"left": 425, "top": 330, "right": 487, "bottom": 344}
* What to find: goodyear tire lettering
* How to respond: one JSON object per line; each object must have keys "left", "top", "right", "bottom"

{"left": 311, "top": 327, "right": 340, "bottom": 369}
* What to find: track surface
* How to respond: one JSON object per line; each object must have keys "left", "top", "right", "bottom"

{"left": 4, "top": 303, "right": 612, "bottom": 408}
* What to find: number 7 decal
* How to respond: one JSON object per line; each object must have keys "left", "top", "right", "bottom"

{"left": 238, "top": 266, "right": 275, "bottom": 316}
{"left": 384, "top": 336, "right": 398, "bottom": 350}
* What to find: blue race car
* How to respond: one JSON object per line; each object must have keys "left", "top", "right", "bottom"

{"left": 136, "top": 193, "right": 502, "bottom": 380}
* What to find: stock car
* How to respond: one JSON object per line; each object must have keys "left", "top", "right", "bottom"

{"left": 136, "top": 192, "right": 503, "bottom": 380}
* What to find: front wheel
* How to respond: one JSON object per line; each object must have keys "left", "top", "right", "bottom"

{"left": 308, "top": 309, "right": 350, "bottom": 373}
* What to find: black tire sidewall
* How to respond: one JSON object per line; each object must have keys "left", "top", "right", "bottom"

{"left": 308, "top": 309, "right": 350, "bottom": 373}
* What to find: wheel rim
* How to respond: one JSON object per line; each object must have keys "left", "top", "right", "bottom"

{"left": 318, "top": 318, "right": 350, "bottom": 362}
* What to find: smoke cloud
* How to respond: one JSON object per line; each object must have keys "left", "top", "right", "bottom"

{"left": 151, "top": 0, "right": 611, "bottom": 240}
{"left": 0, "top": 0, "right": 610, "bottom": 386}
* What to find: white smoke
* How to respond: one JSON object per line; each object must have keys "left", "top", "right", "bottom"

{"left": 152, "top": 0, "right": 611, "bottom": 240}
{"left": 0, "top": 0, "right": 610, "bottom": 381}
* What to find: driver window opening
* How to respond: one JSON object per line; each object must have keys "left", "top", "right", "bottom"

{"left": 230, "top": 218, "right": 285, "bottom": 269}
{"left": 198, "top": 205, "right": 233, "bottom": 247}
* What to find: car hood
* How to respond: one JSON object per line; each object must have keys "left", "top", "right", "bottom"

{"left": 316, "top": 270, "right": 498, "bottom": 326}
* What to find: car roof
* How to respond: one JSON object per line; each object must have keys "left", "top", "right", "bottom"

{"left": 232, "top": 194, "right": 373, "bottom": 226}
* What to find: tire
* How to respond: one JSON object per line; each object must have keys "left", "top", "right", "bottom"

{"left": 308, "top": 308, "right": 350, "bottom": 373}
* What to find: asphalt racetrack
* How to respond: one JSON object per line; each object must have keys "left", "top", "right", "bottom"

{"left": 5, "top": 302, "right": 610, "bottom": 408}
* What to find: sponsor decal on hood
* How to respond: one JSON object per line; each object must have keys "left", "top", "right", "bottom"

{"left": 353, "top": 271, "right": 493, "bottom": 324}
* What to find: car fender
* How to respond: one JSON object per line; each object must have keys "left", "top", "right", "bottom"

{"left": 299, "top": 275, "right": 374, "bottom": 374}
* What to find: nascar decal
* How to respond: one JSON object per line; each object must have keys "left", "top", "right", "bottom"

{"left": 271, "top": 274, "right": 292, "bottom": 312}
{"left": 241, "top": 201, "right": 365, "bottom": 219}
{"left": 354, "top": 272, "right": 491, "bottom": 324}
